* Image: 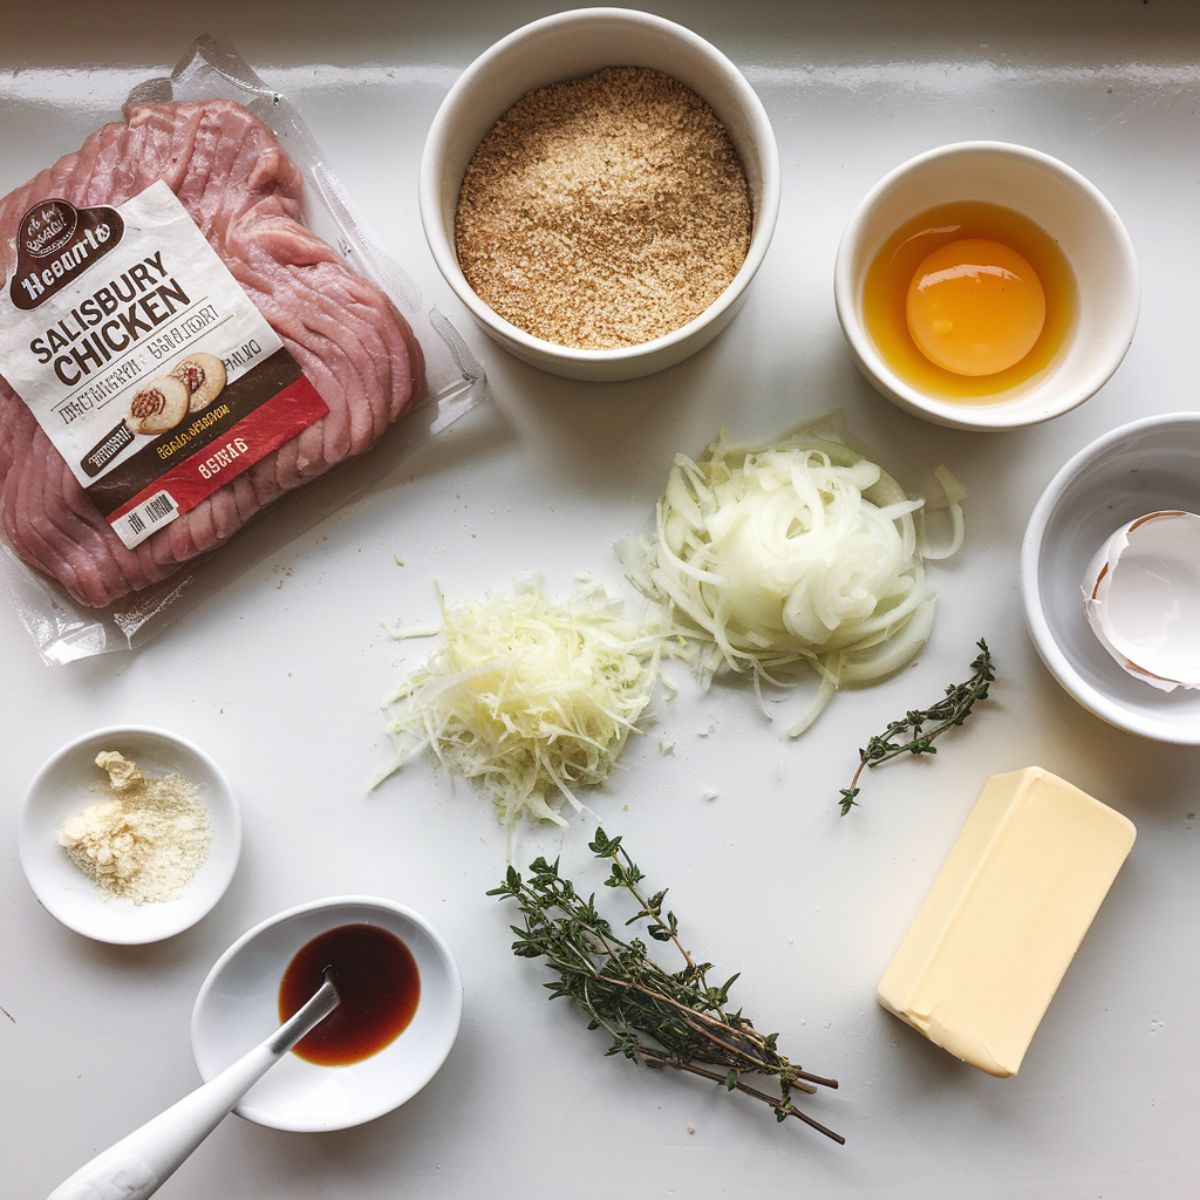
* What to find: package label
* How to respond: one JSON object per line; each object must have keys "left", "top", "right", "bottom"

{"left": 0, "top": 181, "right": 328, "bottom": 548}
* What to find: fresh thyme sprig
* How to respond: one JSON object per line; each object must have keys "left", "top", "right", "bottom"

{"left": 488, "top": 828, "right": 843, "bottom": 1143}
{"left": 839, "top": 638, "right": 996, "bottom": 815}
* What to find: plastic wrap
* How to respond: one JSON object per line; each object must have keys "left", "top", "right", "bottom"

{"left": 0, "top": 35, "right": 485, "bottom": 664}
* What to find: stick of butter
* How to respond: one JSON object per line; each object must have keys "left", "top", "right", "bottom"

{"left": 877, "top": 766, "right": 1135, "bottom": 1077}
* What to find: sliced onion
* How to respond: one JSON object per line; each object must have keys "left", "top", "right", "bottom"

{"left": 920, "top": 465, "right": 967, "bottom": 561}
{"left": 639, "top": 426, "right": 963, "bottom": 730}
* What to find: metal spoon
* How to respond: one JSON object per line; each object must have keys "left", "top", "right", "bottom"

{"left": 48, "top": 971, "right": 339, "bottom": 1200}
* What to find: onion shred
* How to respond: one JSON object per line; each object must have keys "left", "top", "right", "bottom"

{"left": 630, "top": 424, "right": 963, "bottom": 734}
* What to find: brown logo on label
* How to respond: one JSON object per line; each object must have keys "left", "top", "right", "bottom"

{"left": 9, "top": 198, "right": 124, "bottom": 311}
{"left": 22, "top": 200, "right": 77, "bottom": 258}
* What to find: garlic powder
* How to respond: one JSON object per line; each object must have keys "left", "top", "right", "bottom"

{"left": 58, "top": 751, "right": 211, "bottom": 904}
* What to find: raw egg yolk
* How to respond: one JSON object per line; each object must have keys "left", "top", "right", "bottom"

{"left": 905, "top": 238, "right": 1046, "bottom": 377}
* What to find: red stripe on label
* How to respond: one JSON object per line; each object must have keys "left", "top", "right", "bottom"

{"left": 108, "top": 377, "right": 329, "bottom": 522}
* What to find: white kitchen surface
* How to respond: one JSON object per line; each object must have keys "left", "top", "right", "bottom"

{"left": 3, "top": 2, "right": 1198, "bottom": 1197}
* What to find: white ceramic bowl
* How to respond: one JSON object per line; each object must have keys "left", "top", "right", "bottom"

{"left": 834, "top": 141, "right": 1139, "bottom": 430}
{"left": 17, "top": 726, "right": 240, "bottom": 944}
{"left": 191, "top": 897, "right": 463, "bottom": 1132}
{"left": 419, "top": 7, "right": 780, "bottom": 382}
{"left": 1021, "top": 413, "right": 1200, "bottom": 744}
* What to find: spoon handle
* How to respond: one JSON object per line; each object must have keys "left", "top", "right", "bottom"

{"left": 47, "top": 980, "right": 338, "bottom": 1200}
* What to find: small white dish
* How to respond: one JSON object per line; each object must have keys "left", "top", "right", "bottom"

{"left": 419, "top": 6, "right": 780, "bottom": 382}
{"left": 191, "top": 897, "right": 463, "bottom": 1132}
{"left": 1021, "top": 413, "right": 1200, "bottom": 744}
{"left": 18, "top": 726, "right": 240, "bottom": 944}
{"left": 834, "top": 141, "right": 1139, "bottom": 431}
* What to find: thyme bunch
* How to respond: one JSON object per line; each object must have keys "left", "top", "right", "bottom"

{"left": 489, "top": 829, "right": 842, "bottom": 1143}
{"left": 839, "top": 638, "right": 996, "bottom": 815}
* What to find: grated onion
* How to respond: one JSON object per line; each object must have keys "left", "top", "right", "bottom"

{"left": 374, "top": 579, "right": 664, "bottom": 835}
{"left": 633, "top": 425, "right": 961, "bottom": 733}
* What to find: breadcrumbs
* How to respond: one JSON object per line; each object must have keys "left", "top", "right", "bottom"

{"left": 455, "top": 67, "right": 752, "bottom": 349}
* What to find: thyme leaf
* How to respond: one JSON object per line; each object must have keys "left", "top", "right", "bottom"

{"left": 839, "top": 638, "right": 996, "bottom": 815}
{"left": 489, "top": 828, "right": 843, "bottom": 1143}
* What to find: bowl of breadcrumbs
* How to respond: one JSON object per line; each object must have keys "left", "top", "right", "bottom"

{"left": 420, "top": 7, "right": 780, "bottom": 382}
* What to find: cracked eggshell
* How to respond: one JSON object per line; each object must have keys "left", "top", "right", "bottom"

{"left": 1082, "top": 510, "right": 1200, "bottom": 692}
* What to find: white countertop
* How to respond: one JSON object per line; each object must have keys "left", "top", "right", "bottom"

{"left": 3, "top": 3, "right": 1198, "bottom": 1197}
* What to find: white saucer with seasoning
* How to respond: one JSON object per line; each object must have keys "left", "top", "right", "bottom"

{"left": 18, "top": 725, "right": 241, "bottom": 944}
{"left": 191, "top": 897, "right": 463, "bottom": 1132}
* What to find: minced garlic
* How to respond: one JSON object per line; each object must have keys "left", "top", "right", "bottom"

{"left": 58, "top": 751, "right": 211, "bottom": 904}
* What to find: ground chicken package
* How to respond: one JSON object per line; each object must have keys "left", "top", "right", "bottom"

{"left": 0, "top": 36, "right": 484, "bottom": 663}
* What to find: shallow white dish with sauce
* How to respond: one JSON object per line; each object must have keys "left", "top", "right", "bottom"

{"left": 191, "top": 897, "right": 463, "bottom": 1133}
{"left": 17, "top": 726, "right": 241, "bottom": 945}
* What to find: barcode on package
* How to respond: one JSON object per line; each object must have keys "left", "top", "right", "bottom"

{"left": 115, "top": 490, "right": 179, "bottom": 548}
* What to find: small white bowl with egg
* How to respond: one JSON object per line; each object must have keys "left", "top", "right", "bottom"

{"left": 419, "top": 7, "right": 780, "bottom": 382}
{"left": 834, "top": 141, "right": 1139, "bottom": 430}
{"left": 18, "top": 726, "right": 240, "bottom": 944}
{"left": 1021, "top": 413, "right": 1200, "bottom": 744}
{"left": 191, "top": 896, "right": 463, "bottom": 1132}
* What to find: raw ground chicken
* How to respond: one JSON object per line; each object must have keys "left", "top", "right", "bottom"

{"left": 0, "top": 99, "right": 425, "bottom": 609}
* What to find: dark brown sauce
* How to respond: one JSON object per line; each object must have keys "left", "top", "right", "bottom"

{"left": 279, "top": 923, "right": 420, "bottom": 1066}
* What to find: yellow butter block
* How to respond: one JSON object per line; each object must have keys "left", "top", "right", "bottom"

{"left": 877, "top": 766, "right": 1135, "bottom": 1077}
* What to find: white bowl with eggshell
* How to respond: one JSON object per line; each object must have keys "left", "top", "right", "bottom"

{"left": 419, "top": 7, "right": 780, "bottom": 382}
{"left": 1021, "top": 413, "right": 1200, "bottom": 744}
{"left": 834, "top": 141, "right": 1139, "bottom": 430}
{"left": 191, "top": 896, "right": 463, "bottom": 1132}
{"left": 17, "top": 725, "right": 240, "bottom": 945}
